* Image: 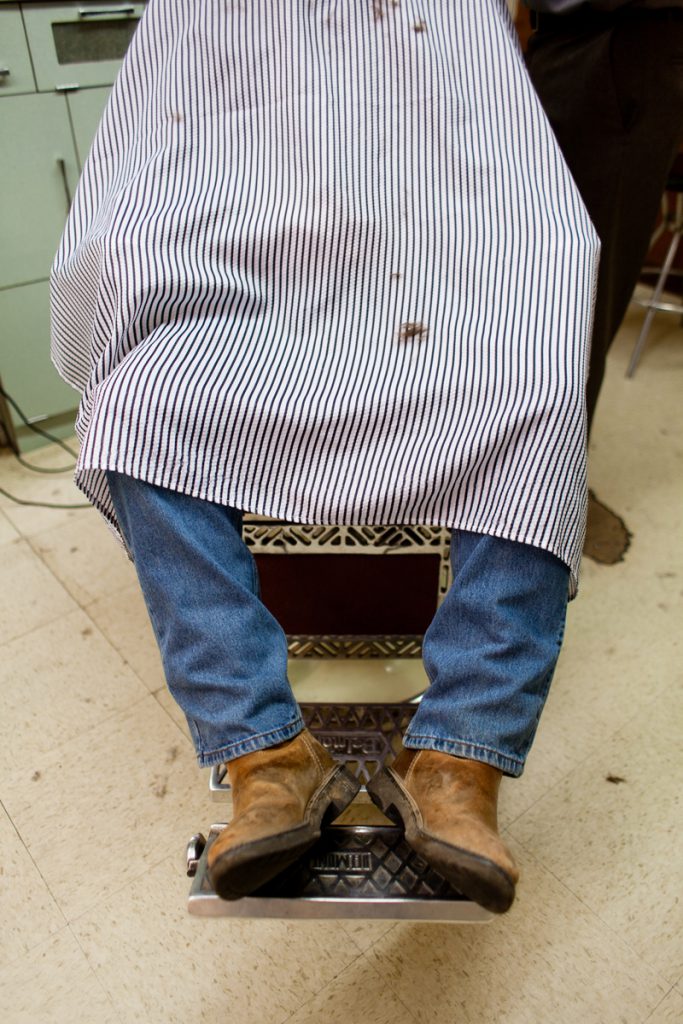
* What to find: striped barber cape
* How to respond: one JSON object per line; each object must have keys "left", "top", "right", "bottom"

{"left": 50, "top": 0, "right": 599, "bottom": 594}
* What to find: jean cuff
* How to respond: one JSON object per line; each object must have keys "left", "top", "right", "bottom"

{"left": 196, "top": 715, "right": 307, "bottom": 768}
{"left": 401, "top": 732, "right": 525, "bottom": 778}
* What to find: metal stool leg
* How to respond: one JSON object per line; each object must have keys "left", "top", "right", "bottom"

{"left": 627, "top": 196, "right": 683, "bottom": 377}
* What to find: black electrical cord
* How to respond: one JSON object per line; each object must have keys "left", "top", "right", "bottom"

{"left": 0, "top": 385, "right": 91, "bottom": 509}
{"left": 0, "top": 485, "right": 91, "bottom": 510}
{"left": 0, "top": 383, "right": 78, "bottom": 469}
{"left": 13, "top": 452, "right": 75, "bottom": 475}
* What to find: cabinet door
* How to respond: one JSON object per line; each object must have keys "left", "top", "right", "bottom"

{"left": 0, "top": 92, "right": 79, "bottom": 290}
{"left": 67, "top": 85, "right": 111, "bottom": 168}
{"left": 0, "top": 5, "right": 37, "bottom": 96}
{"left": 0, "top": 280, "right": 78, "bottom": 425}
{"left": 22, "top": 2, "right": 145, "bottom": 92}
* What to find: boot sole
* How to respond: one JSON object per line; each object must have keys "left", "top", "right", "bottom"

{"left": 209, "top": 764, "right": 361, "bottom": 900}
{"left": 366, "top": 767, "right": 516, "bottom": 914}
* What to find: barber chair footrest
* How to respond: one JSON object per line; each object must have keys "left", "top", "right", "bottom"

{"left": 186, "top": 823, "right": 491, "bottom": 921}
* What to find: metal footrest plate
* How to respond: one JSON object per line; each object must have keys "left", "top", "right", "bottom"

{"left": 187, "top": 824, "right": 491, "bottom": 922}
{"left": 301, "top": 702, "right": 418, "bottom": 785}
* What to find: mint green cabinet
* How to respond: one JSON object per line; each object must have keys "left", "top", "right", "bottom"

{"left": 67, "top": 85, "right": 110, "bottom": 166}
{"left": 22, "top": 3, "right": 145, "bottom": 92}
{"left": 0, "top": 280, "right": 78, "bottom": 422}
{"left": 0, "top": 92, "right": 79, "bottom": 289}
{"left": 0, "top": 2, "right": 145, "bottom": 448}
{"left": 0, "top": 5, "right": 37, "bottom": 96}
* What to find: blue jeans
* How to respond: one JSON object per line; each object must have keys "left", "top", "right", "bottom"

{"left": 106, "top": 472, "right": 569, "bottom": 777}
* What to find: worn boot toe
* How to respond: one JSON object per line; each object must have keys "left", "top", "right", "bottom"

{"left": 207, "top": 728, "right": 360, "bottom": 899}
{"left": 366, "top": 746, "right": 518, "bottom": 913}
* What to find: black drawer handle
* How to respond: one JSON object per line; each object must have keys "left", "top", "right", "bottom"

{"left": 56, "top": 158, "right": 72, "bottom": 214}
{"left": 78, "top": 5, "right": 136, "bottom": 17}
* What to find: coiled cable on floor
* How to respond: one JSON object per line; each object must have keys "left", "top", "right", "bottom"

{"left": 0, "top": 385, "right": 90, "bottom": 510}
{"left": 0, "top": 384, "right": 78, "bottom": 470}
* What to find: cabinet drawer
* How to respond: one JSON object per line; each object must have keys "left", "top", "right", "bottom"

{"left": 0, "top": 6, "right": 37, "bottom": 96}
{"left": 22, "top": 1, "right": 146, "bottom": 92}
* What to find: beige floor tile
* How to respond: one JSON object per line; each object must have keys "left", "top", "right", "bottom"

{"left": 284, "top": 955, "right": 417, "bottom": 1024}
{"left": 496, "top": 727, "right": 572, "bottom": 829}
{"left": 494, "top": 564, "right": 675, "bottom": 830}
{"left": 0, "top": 927, "right": 119, "bottom": 1024}
{"left": 0, "top": 609, "right": 149, "bottom": 783}
{"left": 587, "top": 311, "right": 682, "bottom": 583}
{"left": 339, "top": 920, "right": 398, "bottom": 954}
{"left": 0, "top": 435, "right": 79, "bottom": 470}
{"left": 72, "top": 855, "right": 368, "bottom": 1024}
{"left": 0, "top": 496, "right": 92, "bottom": 544}
{"left": 646, "top": 989, "right": 683, "bottom": 1024}
{"left": 1, "top": 696, "right": 221, "bottom": 921}
{"left": 0, "top": 538, "right": 77, "bottom": 646}
{"left": 508, "top": 687, "right": 683, "bottom": 986}
{"left": 153, "top": 684, "right": 193, "bottom": 742}
{"left": 499, "top": 522, "right": 681, "bottom": 827}
{"left": 0, "top": 803, "right": 66, "bottom": 969}
{"left": 591, "top": 305, "right": 682, "bottom": 497}
{"left": 0, "top": 508, "right": 20, "bottom": 545}
{"left": 365, "top": 838, "right": 667, "bottom": 1024}
{"left": 29, "top": 513, "right": 136, "bottom": 607}
{"left": 87, "top": 582, "right": 166, "bottom": 693}
{"left": 0, "top": 441, "right": 93, "bottom": 539}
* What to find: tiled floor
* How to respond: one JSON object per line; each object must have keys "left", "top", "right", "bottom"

{"left": 1, "top": 304, "right": 681, "bottom": 1024}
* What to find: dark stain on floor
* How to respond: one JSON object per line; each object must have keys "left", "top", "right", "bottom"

{"left": 583, "top": 491, "right": 632, "bottom": 565}
{"left": 151, "top": 776, "right": 168, "bottom": 799}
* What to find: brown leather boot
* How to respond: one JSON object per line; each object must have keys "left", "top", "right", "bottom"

{"left": 366, "top": 746, "right": 519, "bottom": 913}
{"left": 207, "top": 728, "right": 360, "bottom": 899}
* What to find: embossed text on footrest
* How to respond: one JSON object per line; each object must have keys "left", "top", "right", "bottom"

{"left": 300, "top": 702, "right": 419, "bottom": 785}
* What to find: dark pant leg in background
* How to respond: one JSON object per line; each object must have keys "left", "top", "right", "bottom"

{"left": 526, "top": 10, "right": 683, "bottom": 431}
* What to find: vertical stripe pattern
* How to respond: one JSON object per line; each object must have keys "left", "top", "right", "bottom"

{"left": 50, "top": 0, "right": 599, "bottom": 593}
